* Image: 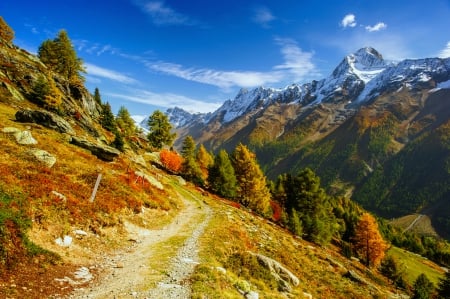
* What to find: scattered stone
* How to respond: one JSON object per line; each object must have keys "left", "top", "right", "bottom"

{"left": 74, "top": 267, "right": 93, "bottom": 282}
{"left": 135, "top": 170, "right": 164, "bottom": 190}
{"left": 14, "top": 130, "right": 37, "bottom": 145}
{"left": 50, "top": 191, "right": 67, "bottom": 202}
{"left": 28, "top": 148, "right": 56, "bottom": 167}
{"left": 326, "top": 256, "right": 347, "bottom": 271}
{"left": 249, "top": 252, "right": 299, "bottom": 292}
{"left": 70, "top": 136, "right": 120, "bottom": 161}
{"left": 15, "top": 109, "right": 75, "bottom": 134}
{"left": 303, "top": 292, "right": 313, "bottom": 299}
{"left": 55, "top": 235, "right": 73, "bottom": 247}
{"left": 245, "top": 291, "right": 259, "bottom": 299}
{"left": 115, "top": 263, "right": 124, "bottom": 268}
{"left": 1, "top": 126, "right": 20, "bottom": 134}
{"left": 344, "top": 270, "right": 367, "bottom": 285}
{"left": 74, "top": 229, "right": 88, "bottom": 236}
{"left": 215, "top": 266, "right": 227, "bottom": 274}
{"left": 131, "top": 155, "right": 146, "bottom": 167}
{"left": 175, "top": 175, "right": 186, "bottom": 186}
{"left": 350, "top": 256, "right": 360, "bottom": 263}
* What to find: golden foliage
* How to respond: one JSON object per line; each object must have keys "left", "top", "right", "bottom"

{"left": 352, "top": 212, "right": 388, "bottom": 267}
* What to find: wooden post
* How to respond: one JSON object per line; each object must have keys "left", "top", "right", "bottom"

{"left": 89, "top": 173, "right": 102, "bottom": 203}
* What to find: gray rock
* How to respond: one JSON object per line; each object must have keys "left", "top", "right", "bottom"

{"left": 1, "top": 127, "right": 21, "bottom": 134}
{"left": 245, "top": 291, "right": 259, "bottom": 299}
{"left": 303, "top": 292, "right": 313, "bottom": 299}
{"left": 28, "top": 148, "right": 56, "bottom": 167}
{"left": 15, "top": 109, "right": 75, "bottom": 135}
{"left": 344, "top": 270, "right": 368, "bottom": 285}
{"left": 135, "top": 171, "right": 164, "bottom": 190}
{"left": 14, "top": 130, "right": 37, "bottom": 145}
{"left": 70, "top": 136, "right": 120, "bottom": 161}
{"left": 250, "top": 252, "right": 299, "bottom": 292}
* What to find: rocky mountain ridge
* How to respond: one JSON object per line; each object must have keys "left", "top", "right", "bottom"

{"left": 167, "top": 47, "right": 449, "bottom": 132}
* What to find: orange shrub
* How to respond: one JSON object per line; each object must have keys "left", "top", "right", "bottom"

{"left": 160, "top": 149, "right": 183, "bottom": 173}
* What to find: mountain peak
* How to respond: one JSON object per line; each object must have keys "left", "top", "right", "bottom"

{"left": 349, "top": 47, "right": 386, "bottom": 69}
{"left": 331, "top": 47, "right": 387, "bottom": 83}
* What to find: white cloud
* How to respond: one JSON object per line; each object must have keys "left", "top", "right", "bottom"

{"left": 341, "top": 14, "right": 357, "bottom": 28}
{"left": 439, "top": 41, "right": 450, "bottom": 58}
{"left": 74, "top": 40, "right": 118, "bottom": 56}
{"left": 141, "top": 1, "right": 195, "bottom": 26}
{"left": 274, "top": 38, "right": 319, "bottom": 81}
{"left": 146, "top": 39, "right": 317, "bottom": 89}
{"left": 252, "top": 6, "right": 275, "bottom": 28}
{"left": 108, "top": 89, "right": 222, "bottom": 113}
{"left": 365, "top": 22, "right": 387, "bottom": 32}
{"left": 148, "top": 62, "right": 282, "bottom": 89}
{"left": 85, "top": 63, "right": 137, "bottom": 84}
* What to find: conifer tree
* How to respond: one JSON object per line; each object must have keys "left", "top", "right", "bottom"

{"left": 232, "top": 143, "right": 271, "bottom": 216}
{"left": 116, "top": 106, "right": 136, "bottom": 137}
{"left": 352, "top": 212, "right": 388, "bottom": 267}
{"left": 437, "top": 270, "right": 450, "bottom": 298}
{"left": 147, "top": 110, "right": 175, "bottom": 149}
{"left": 413, "top": 273, "right": 434, "bottom": 299}
{"left": 208, "top": 149, "right": 237, "bottom": 198}
{"left": 93, "top": 87, "right": 102, "bottom": 105}
{"left": 112, "top": 130, "right": 125, "bottom": 151}
{"left": 196, "top": 144, "right": 213, "bottom": 183}
{"left": 0, "top": 16, "right": 14, "bottom": 43}
{"left": 180, "top": 136, "right": 203, "bottom": 184}
{"left": 100, "top": 102, "right": 117, "bottom": 133}
{"left": 280, "top": 168, "right": 337, "bottom": 244}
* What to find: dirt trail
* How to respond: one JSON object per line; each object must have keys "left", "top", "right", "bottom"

{"left": 66, "top": 192, "right": 211, "bottom": 299}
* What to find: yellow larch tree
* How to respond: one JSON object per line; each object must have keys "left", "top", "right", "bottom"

{"left": 352, "top": 212, "right": 388, "bottom": 267}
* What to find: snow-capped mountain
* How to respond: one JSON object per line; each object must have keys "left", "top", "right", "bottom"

{"left": 165, "top": 107, "right": 211, "bottom": 128}
{"left": 172, "top": 47, "right": 449, "bottom": 127}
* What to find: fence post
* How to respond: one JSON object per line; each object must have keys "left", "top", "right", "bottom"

{"left": 89, "top": 173, "right": 102, "bottom": 203}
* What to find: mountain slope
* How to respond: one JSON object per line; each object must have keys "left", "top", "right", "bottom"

{"left": 171, "top": 47, "right": 450, "bottom": 237}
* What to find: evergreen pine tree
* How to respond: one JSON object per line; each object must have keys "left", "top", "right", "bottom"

{"left": 413, "top": 273, "right": 434, "bottom": 299}
{"left": 93, "top": 87, "right": 102, "bottom": 105}
{"left": 100, "top": 102, "right": 117, "bottom": 133}
{"left": 112, "top": 130, "right": 125, "bottom": 152}
{"left": 232, "top": 143, "right": 271, "bottom": 216}
{"left": 437, "top": 270, "right": 450, "bottom": 298}
{"left": 282, "top": 168, "right": 338, "bottom": 244}
{"left": 147, "top": 110, "right": 175, "bottom": 149}
{"left": 208, "top": 149, "right": 237, "bottom": 198}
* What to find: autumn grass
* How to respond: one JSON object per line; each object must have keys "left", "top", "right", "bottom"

{"left": 388, "top": 246, "right": 444, "bottom": 286}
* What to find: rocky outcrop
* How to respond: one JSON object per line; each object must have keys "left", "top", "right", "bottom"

{"left": 14, "top": 130, "right": 37, "bottom": 145}
{"left": 70, "top": 136, "right": 120, "bottom": 161}
{"left": 15, "top": 109, "right": 75, "bottom": 135}
{"left": 28, "top": 148, "right": 57, "bottom": 167}
{"left": 249, "top": 252, "right": 299, "bottom": 292}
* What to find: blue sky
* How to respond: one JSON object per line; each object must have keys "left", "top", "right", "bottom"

{"left": 2, "top": 0, "right": 450, "bottom": 119}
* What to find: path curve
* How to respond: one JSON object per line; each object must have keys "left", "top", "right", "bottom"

{"left": 67, "top": 191, "right": 211, "bottom": 299}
